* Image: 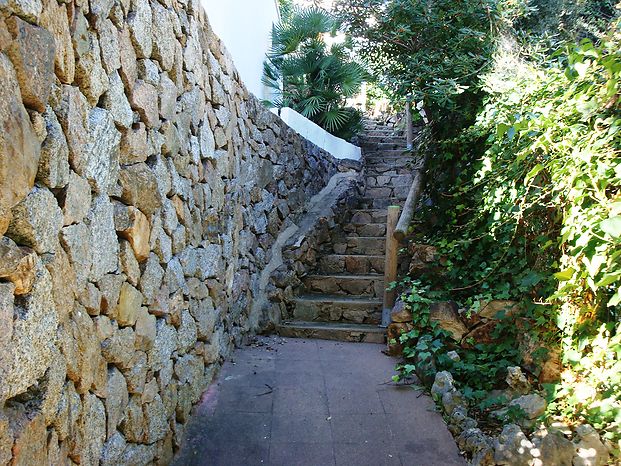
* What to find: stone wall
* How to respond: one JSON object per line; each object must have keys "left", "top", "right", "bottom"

{"left": 0, "top": 0, "right": 346, "bottom": 463}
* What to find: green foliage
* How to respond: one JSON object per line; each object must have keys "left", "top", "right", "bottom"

{"left": 263, "top": 6, "right": 365, "bottom": 140}
{"left": 335, "top": 0, "right": 497, "bottom": 137}
{"left": 399, "top": 20, "right": 621, "bottom": 445}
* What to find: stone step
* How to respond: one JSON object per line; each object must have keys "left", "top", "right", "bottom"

{"left": 359, "top": 197, "right": 405, "bottom": 209}
{"left": 291, "top": 295, "right": 383, "bottom": 324}
{"left": 364, "top": 185, "right": 410, "bottom": 200}
{"left": 317, "top": 254, "right": 385, "bottom": 274}
{"left": 301, "top": 274, "right": 385, "bottom": 297}
{"left": 359, "top": 138, "right": 407, "bottom": 146}
{"left": 364, "top": 149, "right": 411, "bottom": 158}
{"left": 342, "top": 222, "right": 386, "bottom": 237}
{"left": 365, "top": 159, "right": 411, "bottom": 169}
{"left": 349, "top": 209, "right": 387, "bottom": 225}
{"left": 360, "top": 142, "right": 408, "bottom": 151}
{"left": 277, "top": 321, "right": 385, "bottom": 343}
{"left": 332, "top": 236, "right": 386, "bottom": 256}
{"left": 365, "top": 165, "right": 412, "bottom": 176}
{"left": 366, "top": 174, "right": 413, "bottom": 188}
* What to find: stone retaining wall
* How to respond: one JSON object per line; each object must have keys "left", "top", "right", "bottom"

{"left": 0, "top": 0, "right": 344, "bottom": 463}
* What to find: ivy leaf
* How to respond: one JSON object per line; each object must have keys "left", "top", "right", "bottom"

{"left": 596, "top": 272, "right": 621, "bottom": 287}
{"left": 554, "top": 268, "right": 575, "bottom": 281}
{"left": 600, "top": 216, "right": 621, "bottom": 238}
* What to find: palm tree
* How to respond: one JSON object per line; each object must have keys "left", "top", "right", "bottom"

{"left": 263, "top": 6, "right": 366, "bottom": 141}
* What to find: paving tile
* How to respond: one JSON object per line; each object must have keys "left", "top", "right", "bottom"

{"left": 326, "top": 387, "right": 385, "bottom": 414}
{"left": 273, "top": 386, "right": 329, "bottom": 415}
{"left": 213, "top": 383, "right": 274, "bottom": 414}
{"left": 274, "top": 339, "right": 319, "bottom": 360}
{"left": 377, "top": 385, "right": 435, "bottom": 414}
{"left": 330, "top": 413, "right": 392, "bottom": 444}
{"left": 334, "top": 442, "right": 401, "bottom": 466}
{"left": 270, "top": 413, "right": 333, "bottom": 443}
{"left": 399, "top": 438, "right": 466, "bottom": 466}
{"left": 269, "top": 442, "right": 336, "bottom": 466}
{"left": 176, "top": 442, "right": 270, "bottom": 466}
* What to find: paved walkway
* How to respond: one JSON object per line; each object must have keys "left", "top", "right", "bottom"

{"left": 173, "top": 337, "right": 465, "bottom": 466}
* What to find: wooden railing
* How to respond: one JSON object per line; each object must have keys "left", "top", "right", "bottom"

{"left": 381, "top": 98, "right": 425, "bottom": 326}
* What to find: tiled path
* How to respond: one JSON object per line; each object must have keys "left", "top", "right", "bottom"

{"left": 173, "top": 337, "right": 465, "bottom": 466}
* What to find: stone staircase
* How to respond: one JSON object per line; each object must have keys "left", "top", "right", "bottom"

{"left": 278, "top": 119, "right": 416, "bottom": 343}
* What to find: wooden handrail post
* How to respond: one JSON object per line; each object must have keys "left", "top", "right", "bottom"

{"left": 405, "top": 96, "right": 414, "bottom": 150}
{"left": 381, "top": 205, "right": 401, "bottom": 327}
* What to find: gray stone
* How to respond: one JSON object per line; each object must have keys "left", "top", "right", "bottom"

{"left": 139, "top": 253, "right": 165, "bottom": 303}
{"left": 159, "top": 73, "right": 177, "bottom": 120}
{"left": 177, "top": 309, "right": 197, "bottom": 354}
{"left": 103, "top": 71, "right": 134, "bottom": 129}
{"left": 130, "top": 79, "right": 159, "bottom": 128}
{"left": 60, "top": 223, "right": 92, "bottom": 292}
{"left": 119, "top": 240, "right": 141, "bottom": 286}
{"left": 96, "top": 18, "right": 121, "bottom": 74}
{"left": 531, "top": 428, "right": 574, "bottom": 466}
{"left": 101, "top": 431, "right": 127, "bottom": 466}
{"left": 84, "top": 107, "right": 121, "bottom": 194}
{"left": 148, "top": 319, "right": 177, "bottom": 371}
{"left": 143, "top": 394, "right": 168, "bottom": 443}
{"left": 506, "top": 366, "right": 531, "bottom": 395}
{"left": 493, "top": 424, "right": 536, "bottom": 466}
{"left": 573, "top": 424, "right": 609, "bottom": 466}
{"left": 134, "top": 310, "right": 155, "bottom": 352}
{"left": 7, "top": 187, "right": 63, "bottom": 255}
{"left": 196, "top": 244, "right": 223, "bottom": 279}
{"left": 442, "top": 390, "right": 467, "bottom": 416}
{"left": 122, "top": 351, "right": 148, "bottom": 394}
{"left": 61, "top": 171, "right": 91, "bottom": 225}
{"left": 2, "top": 263, "right": 57, "bottom": 402}
{"left": 151, "top": 2, "right": 176, "bottom": 71}
{"left": 509, "top": 394, "right": 547, "bottom": 420}
{"left": 120, "top": 395, "right": 144, "bottom": 443}
{"left": 6, "top": 0, "right": 42, "bottom": 23}
{"left": 127, "top": 0, "right": 152, "bottom": 58}
{"left": 87, "top": 195, "right": 119, "bottom": 281}
{"left": 431, "top": 371, "right": 455, "bottom": 398}
{"left": 106, "top": 367, "right": 129, "bottom": 439}
{"left": 121, "top": 443, "right": 156, "bottom": 465}
{"left": 55, "top": 85, "right": 90, "bottom": 172}
{"left": 72, "top": 11, "right": 108, "bottom": 105}
{"left": 37, "top": 106, "right": 70, "bottom": 188}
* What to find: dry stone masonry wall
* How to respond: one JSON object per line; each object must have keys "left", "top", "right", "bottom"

{"left": 0, "top": 0, "right": 345, "bottom": 463}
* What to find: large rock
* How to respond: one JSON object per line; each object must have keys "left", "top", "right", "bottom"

{"left": 139, "top": 254, "right": 164, "bottom": 303}
{"left": 119, "top": 122, "right": 148, "bottom": 165}
{"left": 71, "top": 11, "right": 108, "bottom": 105}
{"left": 1, "top": 263, "right": 58, "bottom": 402}
{"left": 5, "top": 0, "right": 42, "bottom": 22}
{"left": 127, "top": 0, "right": 152, "bottom": 58}
{"left": 391, "top": 300, "right": 411, "bottom": 323}
{"left": 573, "top": 424, "right": 609, "bottom": 466}
{"left": 431, "top": 371, "right": 455, "bottom": 398}
{"left": 479, "top": 300, "right": 521, "bottom": 319}
{"left": 83, "top": 108, "right": 121, "bottom": 194}
{"left": 105, "top": 367, "right": 129, "bottom": 439}
{"left": 60, "top": 223, "right": 92, "bottom": 292}
{"left": 7, "top": 187, "right": 63, "bottom": 254}
{"left": 39, "top": 0, "right": 74, "bottom": 83}
{"left": 0, "top": 237, "right": 37, "bottom": 295}
{"left": 0, "top": 54, "right": 41, "bottom": 215}
{"left": 86, "top": 195, "right": 119, "bottom": 281}
{"left": 118, "top": 163, "right": 162, "bottom": 214}
{"left": 151, "top": 2, "right": 176, "bottom": 71}
{"left": 37, "top": 107, "right": 70, "bottom": 189}
{"left": 531, "top": 428, "right": 574, "bottom": 466}
{"left": 5, "top": 16, "right": 56, "bottom": 111}
{"left": 115, "top": 204, "right": 150, "bottom": 262}
{"left": 54, "top": 85, "right": 90, "bottom": 173}
{"left": 71, "top": 393, "right": 106, "bottom": 465}
{"left": 493, "top": 424, "right": 536, "bottom": 465}
{"left": 130, "top": 79, "right": 159, "bottom": 128}
{"left": 429, "top": 301, "right": 468, "bottom": 341}
{"left": 114, "top": 282, "right": 144, "bottom": 326}
{"left": 506, "top": 366, "right": 531, "bottom": 395}
{"left": 102, "top": 71, "right": 134, "bottom": 129}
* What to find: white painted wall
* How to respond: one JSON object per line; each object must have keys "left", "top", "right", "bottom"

{"left": 201, "top": 0, "right": 279, "bottom": 100}
{"left": 275, "top": 108, "right": 362, "bottom": 161}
